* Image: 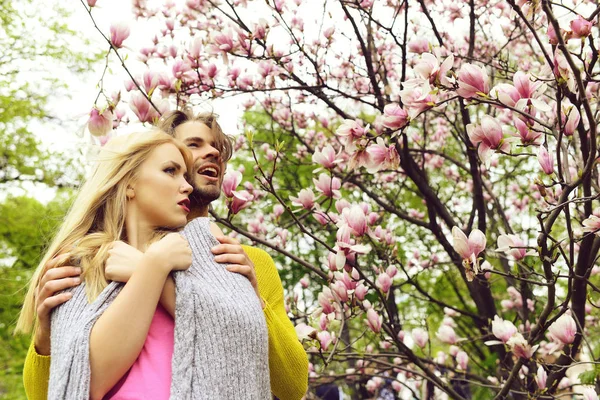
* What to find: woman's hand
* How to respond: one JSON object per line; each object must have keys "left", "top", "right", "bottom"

{"left": 34, "top": 253, "right": 81, "bottom": 355}
{"left": 105, "top": 241, "right": 144, "bottom": 282}
{"left": 145, "top": 233, "right": 192, "bottom": 272}
{"left": 212, "top": 235, "right": 264, "bottom": 308}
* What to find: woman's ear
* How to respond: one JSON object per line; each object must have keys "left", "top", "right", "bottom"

{"left": 126, "top": 186, "right": 135, "bottom": 200}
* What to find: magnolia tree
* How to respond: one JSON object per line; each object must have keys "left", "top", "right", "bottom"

{"left": 82, "top": 0, "right": 600, "bottom": 398}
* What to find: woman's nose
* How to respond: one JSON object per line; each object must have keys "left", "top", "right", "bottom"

{"left": 181, "top": 180, "right": 193, "bottom": 194}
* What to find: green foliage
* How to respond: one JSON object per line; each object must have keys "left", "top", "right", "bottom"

{"left": 0, "top": 194, "right": 72, "bottom": 398}
{"left": 0, "top": 0, "right": 98, "bottom": 189}
{"left": 579, "top": 365, "right": 600, "bottom": 385}
{"left": 0, "top": 0, "right": 99, "bottom": 397}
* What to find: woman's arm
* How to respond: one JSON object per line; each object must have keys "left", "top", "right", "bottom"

{"left": 105, "top": 247, "right": 176, "bottom": 318}
{"left": 88, "top": 235, "right": 191, "bottom": 400}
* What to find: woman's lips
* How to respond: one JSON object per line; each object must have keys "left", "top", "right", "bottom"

{"left": 178, "top": 199, "right": 190, "bottom": 213}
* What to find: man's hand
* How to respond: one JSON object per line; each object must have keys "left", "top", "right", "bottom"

{"left": 212, "top": 235, "right": 264, "bottom": 308}
{"left": 35, "top": 253, "right": 81, "bottom": 355}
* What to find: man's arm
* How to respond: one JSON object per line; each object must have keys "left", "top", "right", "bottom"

{"left": 23, "top": 341, "right": 51, "bottom": 400}
{"left": 245, "top": 246, "right": 309, "bottom": 400}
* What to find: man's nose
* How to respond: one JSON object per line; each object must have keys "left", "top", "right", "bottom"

{"left": 201, "top": 144, "right": 220, "bottom": 159}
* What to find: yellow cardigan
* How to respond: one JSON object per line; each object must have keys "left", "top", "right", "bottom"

{"left": 23, "top": 245, "right": 308, "bottom": 400}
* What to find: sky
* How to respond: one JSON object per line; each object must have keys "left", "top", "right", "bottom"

{"left": 22, "top": 0, "right": 245, "bottom": 202}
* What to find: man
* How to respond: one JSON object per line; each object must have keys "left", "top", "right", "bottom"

{"left": 22, "top": 109, "right": 308, "bottom": 400}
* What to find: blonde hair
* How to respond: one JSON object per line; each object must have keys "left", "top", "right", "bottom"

{"left": 16, "top": 130, "right": 193, "bottom": 334}
{"left": 157, "top": 109, "right": 233, "bottom": 163}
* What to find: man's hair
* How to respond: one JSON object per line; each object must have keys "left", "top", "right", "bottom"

{"left": 157, "top": 109, "right": 233, "bottom": 163}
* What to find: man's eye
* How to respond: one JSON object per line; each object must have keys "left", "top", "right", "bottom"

{"left": 187, "top": 143, "right": 198, "bottom": 148}
{"left": 164, "top": 167, "right": 176, "bottom": 175}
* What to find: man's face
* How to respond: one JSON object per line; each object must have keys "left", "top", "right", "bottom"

{"left": 174, "top": 121, "right": 223, "bottom": 207}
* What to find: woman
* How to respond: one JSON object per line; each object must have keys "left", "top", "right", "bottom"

{"left": 18, "top": 130, "right": 188, "bottom": 399}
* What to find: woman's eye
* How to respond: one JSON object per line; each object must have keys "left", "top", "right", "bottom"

{"left": 164, "top": 167, "right": 176, "bottom": 175}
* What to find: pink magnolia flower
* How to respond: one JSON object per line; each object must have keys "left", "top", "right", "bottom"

{"left": 513, "top": 71, "right": 545, "bottom": 100}
{"left": 110, "top": 21, "right": 131, "bottom": 49}
{"left": 313, "top": 173, "right": 341, "bottom": 198}
{"left": 382, "top": 103, "right": 409, "bottom": 130}
{"left": 142, "top": 70, "right": 161, "bottom": 94}
{"left": 290, "top": 188, "right": 315, "bottom": 209}
{"left": 569, "top": 15, "right": 593, "bottom": 39}
{"left": 222, "top": 170, "right": 243, "bottom": 197}
{"left": 318, "top": 287, "right": 336, "bottom": 314}
{"left": 514, "top": 118, "right": 542, "bottom": 145}
{"left": 294, "top": 323, "right": 316, "bottom": 340}
{"left": 491, "top": 83, "right": 521, "bottom": 107}
{"left": 366, "top": 309, "right": 382, "bottom": 333}
{"left": 456, "top": 351, "right": 469, "bottom": 370}
{"left": 386, "top": 265, "right": 398, "bottom": 278}
{"left": 553, "top": 50, "right": 576, "bottom": 91}
{"left": 507, "top": 333, "right": 537, "bottom": 358}
{"left": 299, "top": 277, "right": 309, "bottom": 288}
{"left": 188, "top": 37, "right": 203, "bottom": 61}
{"left": 252, "top": 18, "right": 269, "bottom": 40}
{"left": 452, "top": 226, "right": 486, "bottom": 264}
{"left": 336, "top": 119, "right": 368, "bottom": 142}
{"left": 88, "top": 0, "right": 97, "bottom": 6}
{"left": 330, "top": 280, "right": 349, "bottom": 302}
{"left": 354, "top": 283, "right": 368, "bottom": 300}
{"left": 491, "top": 315, "right": 517, "bottom": 343}
{"left": 412, "top": 328, "right": 429, "bottom": 348}
{"left": 229, "top": 190, "right": 253, "bottom": 214}
{"left": 400, "top": 79, "right": 436, "bottom": 118}
{"left": 129, "top": 92, "right": 159, "bottom": 123}
{"left": 583, "top": 388, "right": 599, "bottom": 400}
{"left": 317, "top": 330, "right": 334, "bottom": 351}
{"left": 366, "top": 138, "right": 400, "bottom": 172}
{"left": 342, "top": 205, "right": 368, "bottom": 236}
{"left": 561, "top": 103, "right": 580, "bottom": 136}
{"left": 437, "top": 325, "right": 459, "bottom": 344}
{"left": 467, "top": 116, "right": 509, "bottom": 162}
{"left": 537, "top": 146, "right": 554, "bottom": 175}
{"left": 456, "top": 64, "right": 489, "bottom": 98}
{"left": 209, "top": 31, "right": 235, "bottom": 53}
{"left": 375, "top": 273, "right": 392, "bottom": 293}
{"left": 88, "top": 107, "right": 113, "bottom": 137}
{"left": 312, "top": 144, "right": 341, "bottom": 169}
{"left": 172, "top": 59, "right": 193, "bottom": 80}
{"left": 497, "top": 234, "right": 534, "bottom": 260}
{"left": 535, "top": 365, "right": 547, "bottom": 390}
{"left": 547, "top": 23, "right": 559, "bottom": 45}
{"left": 582, "top": 215, "right": 600, "bottom": 234}
{"left": 414, "top": 53, "right": 454, "bottom": 87}
{"left": 548, "top": 314, "right": 577, "bottom": 345}
{"left": 407, "top": 38, "right": 429, "bottom": 53}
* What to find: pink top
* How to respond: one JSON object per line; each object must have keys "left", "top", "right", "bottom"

{"left": 104, "top": 304, "right": 174, "bottom": 400}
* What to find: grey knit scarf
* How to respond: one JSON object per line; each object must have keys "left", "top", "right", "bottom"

{"left": 48, "top": 217, "right": 270, "bottom": 399}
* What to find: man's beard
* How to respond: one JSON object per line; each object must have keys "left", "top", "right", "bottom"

{"left": 189, "top": 180, "right": 221, "bottom": 209}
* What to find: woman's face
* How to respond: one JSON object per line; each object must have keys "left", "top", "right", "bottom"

{"left": 129, "top": 143, "right": 193, "bottom": 229}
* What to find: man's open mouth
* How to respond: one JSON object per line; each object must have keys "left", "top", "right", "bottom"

{"left": 197, "top": 164, "right": 220, "bottom": 178}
